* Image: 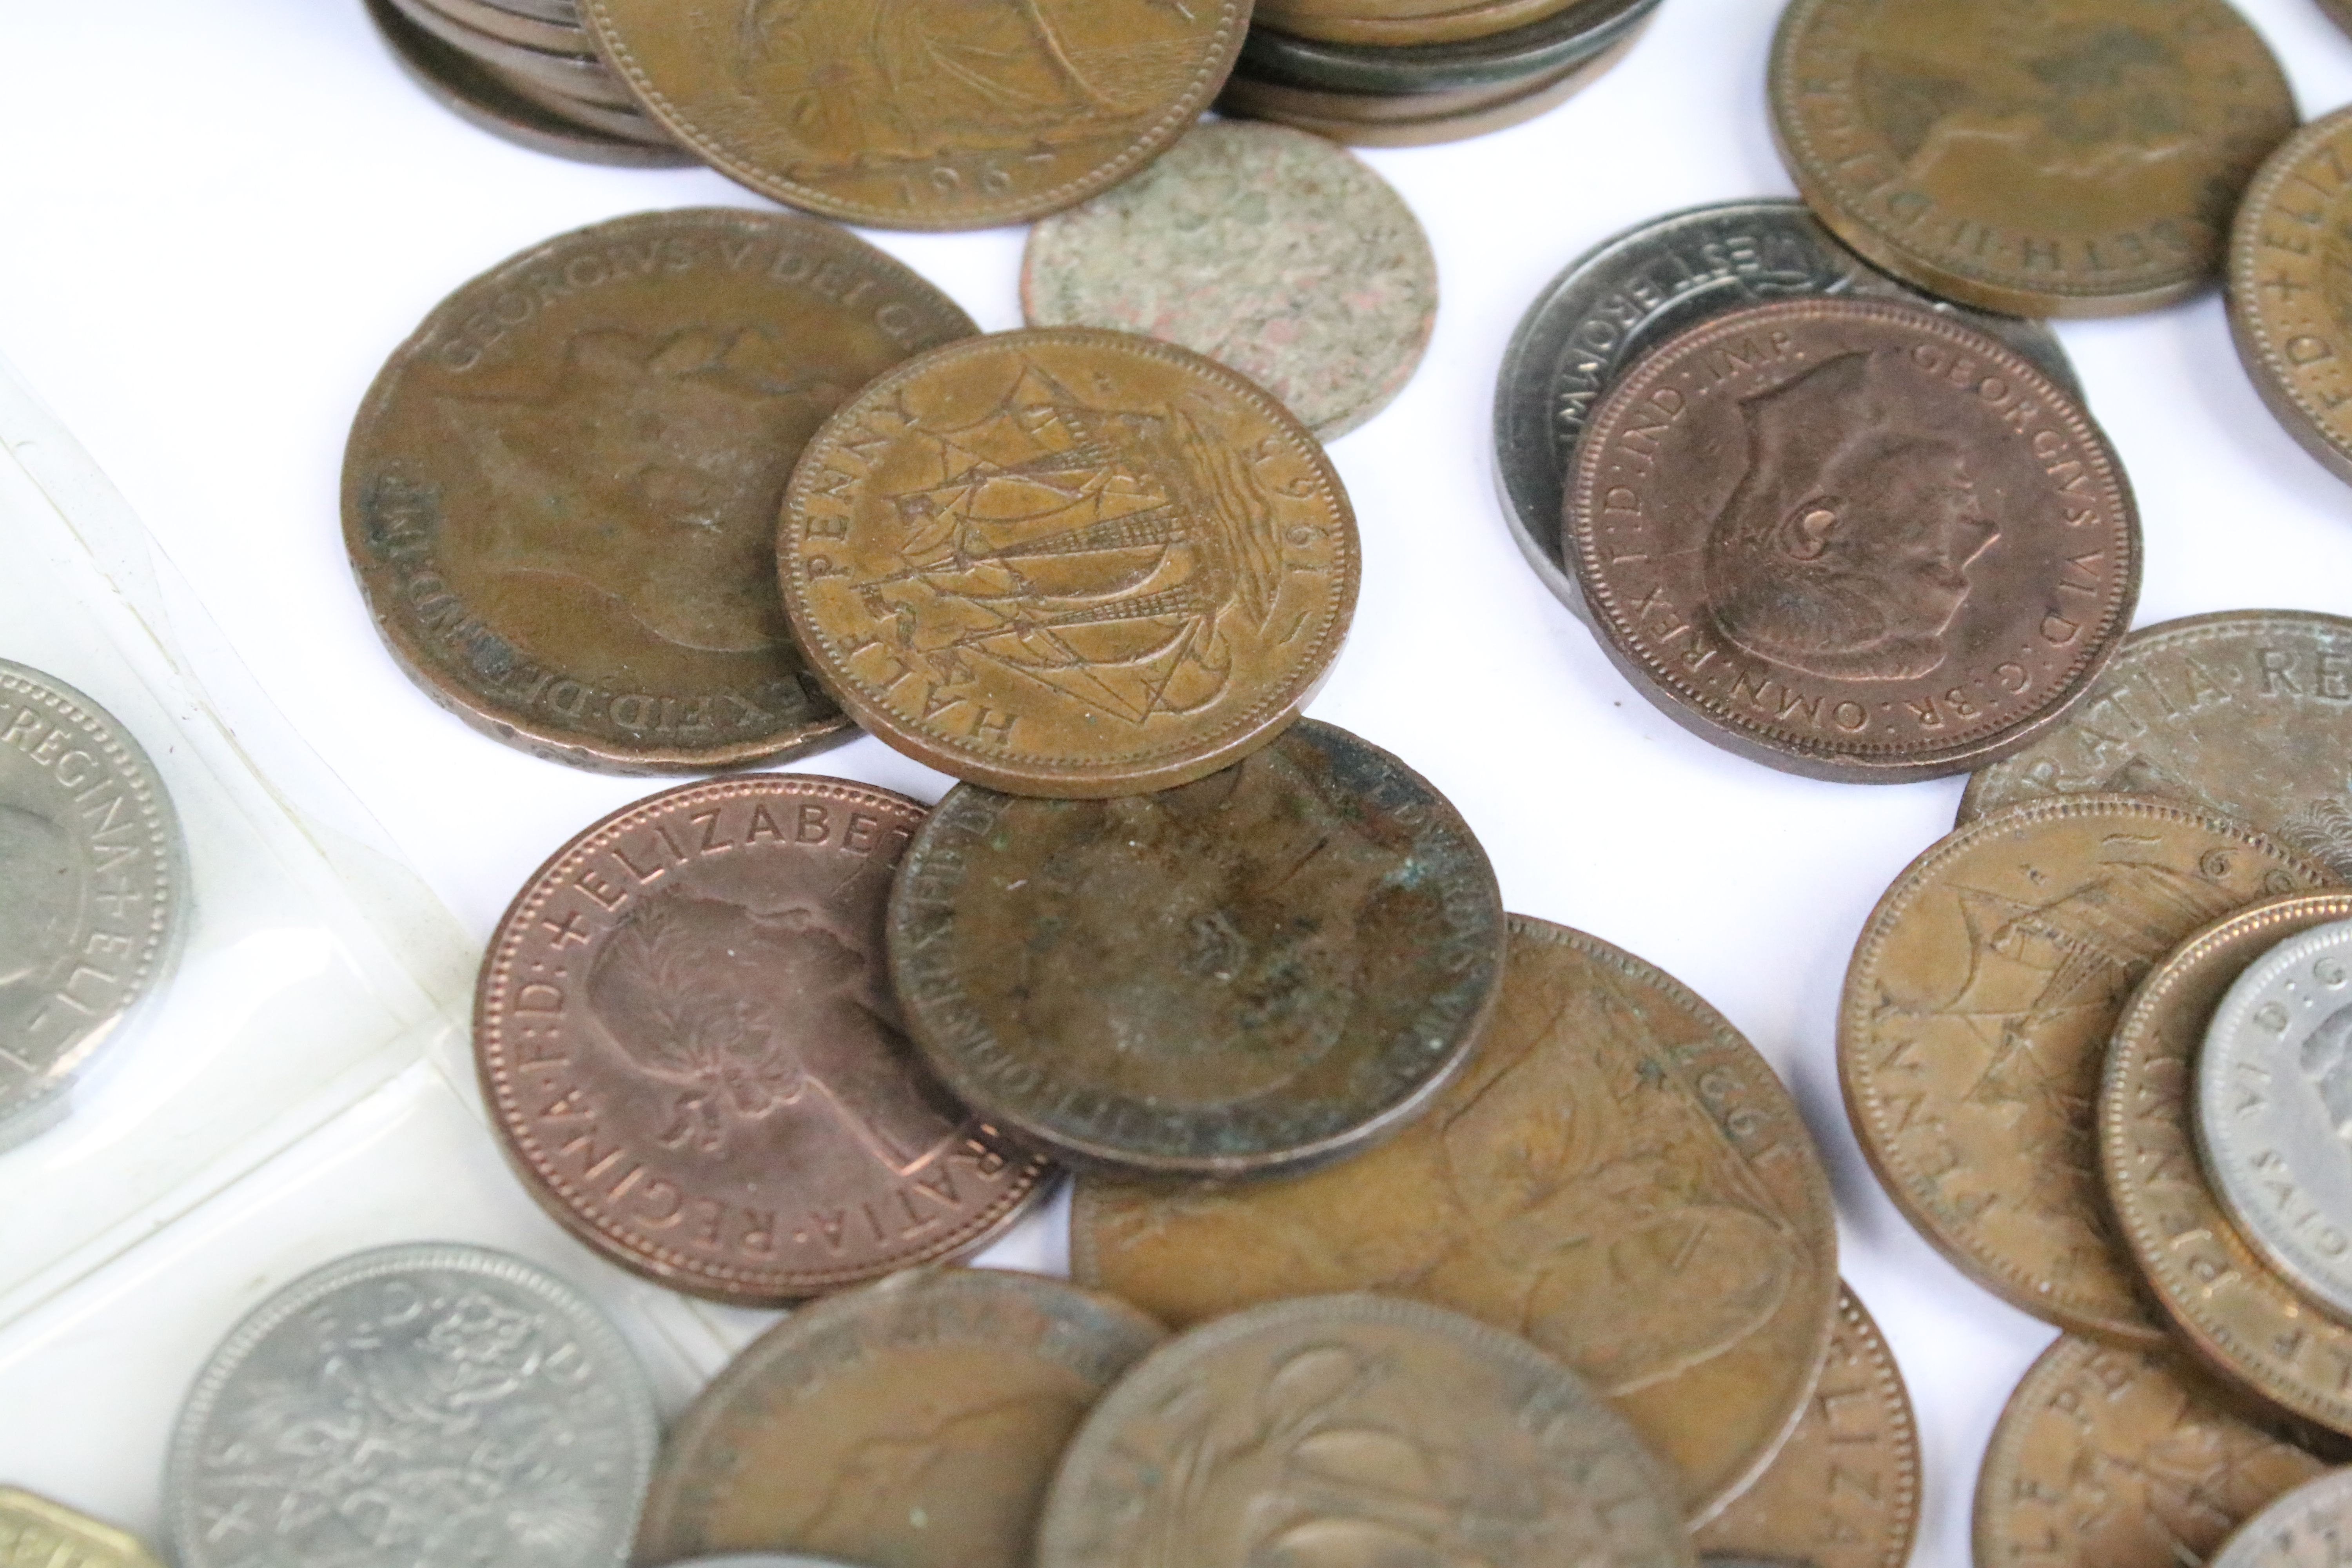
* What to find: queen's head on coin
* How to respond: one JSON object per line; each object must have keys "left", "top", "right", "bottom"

{"left": 1703, "top": 351, "right": 1999, "bottom": 681}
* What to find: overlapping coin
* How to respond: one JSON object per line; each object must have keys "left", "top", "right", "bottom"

{"left": 2212, "top": 1470, "right": 2352, "bottom": 1568}
{"left": 2231, "top": 106, "right": 2352, "bottom": 488}
{"left": 0, "top": 1489, "right": 159, "bottom": 1568}
{"left": 1257, "top": 0, "right": 1600, "bottom": 46}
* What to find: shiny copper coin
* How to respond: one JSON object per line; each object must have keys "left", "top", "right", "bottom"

{"left": 1071, "top": 912, "right": 1837, "bottom": 1518}
{"left": 636, "top": 1268, "right": 1162, "bottom": 1568}
{"left": 890, "top": 720, "right": 1502, "bottom": 1179}
{"left": 1975, "top": 1335, "right": 2331, "bottom": 1568}
{"left": 1691, "top": 1285, "right": 1919, "bottom": 1568}
{"left": 579, "top": 0, "right": 1247, "bottom": 230}
{"left": 1840, "top": 796, "right": 2327, "bottom": 1343}
{"left": 2230, "top": 107, "right": 2352, "bottom": 489}
{"left": 2100, "top": 891, "right": 2352, "bottom": 1437}
{"left": 1769, "top": 0, "right": 2296, "bottom": 319}
{"left": 474, "top": 776, "right": 1054, "bottom": 1305}
{"left": 1258, "top": 0, "right": 1592, "bottom": 47}
{"left": 345, "top": 208, "right": 974, "bottom": 773}
{"left": 1568, "top": 297, "right": 2139, "bottom": 783}
{"left": 1037, "top": 1293, "right": 1694, "bottom": 1568}
{"left": 779, "top": 328, "right": 1359, "bottom": 797}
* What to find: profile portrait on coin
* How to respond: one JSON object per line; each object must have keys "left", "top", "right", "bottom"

{"left": 1704, "top": 351, "right": 1998, "bottom": 681}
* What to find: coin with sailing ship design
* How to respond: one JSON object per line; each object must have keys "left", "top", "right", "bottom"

{"left": 780, "top": 328, "right": 1359, "bottom": 797}
{"left": 1840, "top": 796, "right": 2327, "bottom": 1343}
{"left": 1069, "top": 913, "right": 1835, "bottom": 1518}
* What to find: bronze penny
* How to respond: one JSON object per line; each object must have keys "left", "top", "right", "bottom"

{"left": 344, "top": 207, "right": 974, "bottom": 773}
{"left": 474, "top": 775, "right": 1054, "bottom": 1305}
{"left": 1768, "top": 0, "right": 2296, "bottom": 319}
{"left": 1071, "top": 912, "right": 1838, "bottom": 1518}
{"left": 1974, "top": 1336, "right": 2330, "bottom": 1568}
{"left": 2100, "top": 891, "right": 2352, "bottom": 1437}
{"left": 579, "top": 0, "right": 1247, "bottom": 230}
{"left": 779, "top": 327, "right": 1360, "bottom": 798}
{"left": 1691, "top": 1285, "right": 1919, "bottom": 1568}
{"left": 1962, "top": 612, "right": 2352, "bottom": 882}
{"left": 1840, "top": 796, "right": 2328, "bottom": 1344}
{"left": 470, "top": 58, "right": 682, "bottom": 148}
{"left": 635, "top": 1267, "right": 1163, "bottom": 1568}
{"left": 1036, "top": 1293, "right": 1694, "bottom": 1568}
{"left": 2230, "top": 107, "right": 2352, "bottom": 489}
{"left": 1567, "top": 297, "right": 2140, "bottom": 783}
{"left": 412, "top": 0, "right": 591, "bottom": 56}
{"left": 889, "top": 719, "right": 1503, "bottom": 1180}
{"left": 383, "top": 0, "right": 637, "bottom": 106}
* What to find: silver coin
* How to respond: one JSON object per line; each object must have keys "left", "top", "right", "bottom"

{"left": 165, "top": 1242, "right": 657, "bottom": 1568}
{"left": 2198, "top": 920, "right": 2352, "bottom": 1323}
{"left": 2211, "top": 1469, "right": 2352, "bottom": 1568}
{"left": 0, "top": 659, "right": 187, "bottom": 1145}
{"left": 1493, "top": 199, "right": 2079, "bottom": 621}
{"left": 1022, "top": 121, "right": 1437, "bottom": 441}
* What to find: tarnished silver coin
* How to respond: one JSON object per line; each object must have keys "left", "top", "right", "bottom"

{"left": 0, "top": 659, "right": 187, "bottom": 1147}
{"left": 2199, "top": 919, "right": 2352, "bottom": 1323}
{"left": 1494, "top": 199, "right": 2078, "bottom": 620}
{"left": 2212, "top": 1470, "right": 2352, "bottom": 1568}
{"left": 165, "top": 1242, "right": 657, "bottom": 1568}
{"left": 1964, "top": 612, "right": 2352, "bottom": 881}
{"left": 1022, "top": 121, "right": 1437, "bottom": 441}
{"left": 1036, "top": 1293, "right": 1693, "bottom": 1568}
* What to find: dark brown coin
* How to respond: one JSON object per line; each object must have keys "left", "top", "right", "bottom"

{"left": 1567, "top": 297, "right": 2140, "bottom": 782}
{"left": 474, "top": 775, "right": 1054, "bottom": 1305}
{"left": 1974, "top": 1336, "right": 2330, "bottom": 1568}
{"left": 2101, "top": 891, "right": 2352, "bottom": 1437}
{"left": 344, "top": 207, "right": 975, "bottom": 773}
{"left": 1691, "top": 1285, "right": 1919, "bottom": 1568}
{"left": 1840, "top": 796, "right": 2327, "bottom": 1343}
{"left": 1071, "top": 913, "right": 1838, "bottom": 1519}
{"left": 779, "top": 327, "right": 1359, "bottom": 798}
{"left": 579, "top": 0, "right": 1248, "bottom": 230}
{"left": 888, "top": 719, "right": 1503, "bottom": 1180}
{"left": 636, "top": 1268, "right": 1162, "bottom": 1568}
{"left": 1769, "top": 0, "right": 2296, "bottom": 319}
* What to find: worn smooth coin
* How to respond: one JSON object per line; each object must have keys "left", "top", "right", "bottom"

{"left": 0, "top": 1488, "right": 160, "bottom": 1568}
{"left": 2211, "top": 1470, "right": 2352, "bottom": 1568}
{"left": 637, "top": 1268, "right": 1163, "bottom": 1568}
{"left": 1495, "top": 199, "right": 2078, "bottom": 621}
{"left": 1022, "top": 122, "right": 1436, "bottom": 441}
{"left": 890, "top": 720, "right": 1502, "bottom": 1179}
{"left": 780, "top": 327, "right": 1359, "bottom": 797}
{"left": 1842, "top": 796, "right": 2327, "bottom": 1342}
{"left": 476, "top": 776, "right": 1054, "bottom": 1305}
{"left": 345, "top": 208, "right": 975, "bottom": 773}
{"left": 581, "top": 0, "right": 1245, "bottom": 230}
{"left": 165, "top": 1242, "right": 657, "bottom": 1568}
{"left": 2102, "top": 893, "right": 2352, "bottom": 1438}
{"left": 1974, "top": 1336, "right": 2329, "bottom": 1568}
{"left": 0, "top": 660, "right": 187, "bottom": 1147}
{"left": 2230, "top": 107, "right": 2352, "bottom": 488}
{"left": 1037, "top": 1293, "right": 1694, "bottom": 1568}
{"left": 2198, "top": 920, "right": 2352, "bottom": 1325}
{"left": 1963, "top": 612, "right": 2352, "bottom": 882}
{"left": 1690, "top": 1285, "right": 1919, "bottom": 1568}
{"left": 1072, "top": 913, "right": 1836, "bottom": 1518}
{"left": 1769, "top": 0, "right": 2297, "bottom": 318}
{"left": 1568, "top": 297, "right": 2139, "bottom": 782}
{"left": 1239, "top": 0, "right": 1656, "bottom": 93}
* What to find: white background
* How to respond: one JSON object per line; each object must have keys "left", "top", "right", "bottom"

{"left": 6, "top": 0, "right": 2352, "bottom": 1562}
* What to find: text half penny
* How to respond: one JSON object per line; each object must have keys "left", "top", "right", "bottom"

{"left": 578, "top": 0, "right": 1246, "bottom": 230}
{"left": 1567, "top": 297, "right": 2139, "bottom": 783}
{"left": 343, "top": 208, "right": 976, "bottom": 773}
{"left": 474, "top": 775, "right": 1054, "bottom": 1305}
{"left": 2101, "top": 892, "right": 2352, "bottom": 1437}
{"left": 1690, "top": 1284, "right": 1919, "bottom": 1568}
{"left": 1036, "top": 1294, "right": 1694, "bottom": 1568}
{"left": 635, "top": 1269, "right": 1163, "bottom": 1568}
{"left": 1961, "top": 612, "right": 2352, "bottom": 883}
{"left": 1973, "top": 1336, "right": 2330, "bottom": 1568}
{"left": 889, "top": 720, "right": 1504, "bottom": 1180}
{"left": 1071, "top": 913, "right": 1838, "bottom": 1519}
{"left": 1839, "top": 796, "right": 2329, "bottom": 1344}
{"left": 780, "top": 328, "right": 1360, "bottom": 798}
{"left": 1769, "top": 0, "right": 2296, "bottom": 319}
{"left": 2230, "top": 107, "right": 2352, "bottom": 489}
